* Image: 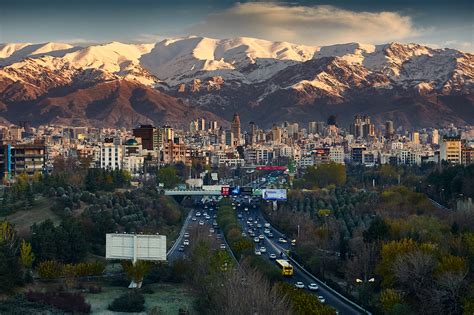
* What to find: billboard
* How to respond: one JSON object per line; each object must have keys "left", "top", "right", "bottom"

{"left": 230, "top": 186, "right": 241, "bottom": 196}
{"left": 262, "top": 189, "right": 287, "bottom": 201}
{"left": 221, "top": 186, "right": 230, "bottom": 196}
{"left": 106, "top": 234, "right": 167, "bottom": 261}
{"left": 256, "top": 166, "right": 287, "bottom": 171}
{"left": 241, "top": 187, "right": 253, "bottom": 195}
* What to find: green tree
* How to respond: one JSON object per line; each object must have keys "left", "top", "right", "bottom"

{"left": 20, "top": 240, "right": 35, "bottom": 269}
{"left": 304, "top": 162, "right": 346, "bottom": 188}
{"left": 157, "top": 166, "right": 182, "bottom": 189}
{"left": 0, "top": 220, "right": 22, "bottom": 292}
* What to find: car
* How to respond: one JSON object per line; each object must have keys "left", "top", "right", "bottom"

{"left": 196, "top": 212, "right": 201, "bottom": 217}
{"left": 248, "top": 217, "right": 253, "bottom": 221}
{"left": 237, "top": 214, "right": 242, "bottom": 218}
{"left": 249, "top": 232, "right": 255, "bottom": 237}
{"left": 205, "top": 215, "right": 211, "bottom": 220}
{"left": 258, "top": 234, "right": 265, "bottom": 240}
{"left": 192, "top": 217, "right": 197, "bottom": 221}
{"left": 244, "top": 207, "right": 249, "bottom": 211}
{"left": 209, "top": 228, "right": 215, "bottom": 233}
{"left": 220, "top": 243, "right": 226, "bottom": 249}
{"left": 295, "top": 282, "right": 305, "bottom": 289}
{"left": 217, "top": 234, "right": 222, "bottom": 239}
{"left": 268, "top": 233, "right": 274, "bottom": 238}
{"left": 260, "top": 246, "right": 267, "bottom": 253}
{"left": 308, "top": 283, "right": 319, "bottom": 291}
{"left": 269, "top": 253, "right": 277, "bottom": 259}
{"left": 264, "top": 223, "right": 270, "bottom": 228}
{"left": 291, "top": 239, "right": 297, "bottom": 246}
{"left": 278, "top": 238, "right": 287, "bottom": 243}
{"left": 213, "top": 221, "right": 218, "bottom": 227}
{"left": 184, "top": 232, "right": 189, "bottom": 238}
{"left": 178, "top": 245, "right": 185, "bottom": 252}
{"left": 264, "top": 228, "right": 270, "bottom": 234}
{"left": 254, "top": 250, "right": 261, "bottom": 255}
{"left": 199, "top": 220, "right": 204, "bottom": 226}
{"left": 318, "top": 296, "right": 326, "bottom": 303}
{"left": 248, "top": 222, "right": 253, "bottom": 227}
{"left": 254, "top": 220, "right": 258, "bottom": 224}
{"left": 241, "top": 232, "right": 247, "bottom": 237}
{"left": 254, "top": 237, "right": 260, "bottom": 243}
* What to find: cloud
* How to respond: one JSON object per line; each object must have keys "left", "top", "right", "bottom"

{"left": 186, "top": 3, "right": 421, "bottom": 46}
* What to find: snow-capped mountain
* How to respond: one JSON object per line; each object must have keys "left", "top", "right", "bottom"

{"left": 0, "top": 36, "right": 472, "bottom": 128}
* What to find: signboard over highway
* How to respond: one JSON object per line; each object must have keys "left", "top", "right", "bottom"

{"left": 106, "top": 234, "right": 167, "bottom": 262}
{"left": 262, "top": 189, "right": 287, "bottom": 201}
{"left": 256, "top": 166, "right": 287, "bottom": 171}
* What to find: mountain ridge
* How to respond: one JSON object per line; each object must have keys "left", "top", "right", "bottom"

{"left": 0, "top": 36, "right": 472, "bottom": 128}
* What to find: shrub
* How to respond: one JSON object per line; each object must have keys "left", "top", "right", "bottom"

{"left": 26, "top": 291, "right": 91, "bottom": 313}
{"left": 88, "top": 285, "right": 102, "bottom": 294}
{"left": 108, "top": 291, "right": 145, "bottom": 313}
{"left": 37, "top": 260, "right": 64, "bottom": 279}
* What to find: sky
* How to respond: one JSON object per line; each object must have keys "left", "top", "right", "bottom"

{"left": 1, "top": 0, "right": 473, "bottom": 52}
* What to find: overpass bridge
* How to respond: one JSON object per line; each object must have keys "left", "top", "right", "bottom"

{"left": 163, "top": 189, "right": 222, "bottom": 196}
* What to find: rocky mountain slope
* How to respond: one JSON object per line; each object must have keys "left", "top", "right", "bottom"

{"left": 0, "top": 37, "right": 472, "bottom": 128}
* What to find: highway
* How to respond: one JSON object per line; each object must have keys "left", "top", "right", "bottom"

{"left": 234, "top": 200, "right": 365, "bottom": 315}
{"left": 237, "top": 171, "right": 368, "bottom": 315}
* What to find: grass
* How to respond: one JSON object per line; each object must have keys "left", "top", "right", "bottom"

{"left": 0, "top": 196, "right": 60, "bottom": 236}
{"left": 85, "top": 283, "right": 197, "bottom": 314}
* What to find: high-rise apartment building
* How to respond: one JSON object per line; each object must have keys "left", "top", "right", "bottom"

{"left": 0, "top": 142, "right": 46, "bottom": 179}
{"left": 440, "top": 135, "right": 461, "bottom": 164}
{"left": 100, "top": 138, "right": 122, "bottom": 170}
{"left": 231, "top": 113, "right": 241, "bottom": 146}
{"left": 385, "top": 121, "right": 394, "bottom": 139}
{"left": 132, "top": 125, "right": 159, "bottom": 151}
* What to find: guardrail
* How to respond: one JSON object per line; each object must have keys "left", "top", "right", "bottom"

{"left": 167, "top": 209, "right": 193, "bottom": 256}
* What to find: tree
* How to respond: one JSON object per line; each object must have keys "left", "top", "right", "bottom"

{"left": 20, "top": 240, "right": 35, "bottom": 269}
{"left": 363, "top": 216, "right": 389, "bottom": 243}
{"left": 304, "top": 162, "right": 346, "bottom": 188}
{"left": 121, "top": 260, "right": 153, "bottom": 285}
{"left": 0, "top": 220, "right": 22, "bottom": 292}
{"left": 157, "top": 166, "right": 182, "bottom": 189}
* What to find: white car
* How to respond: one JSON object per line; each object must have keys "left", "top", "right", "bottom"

{"left": 264, "top": 229, "right": 270, "bottom": 234}
{"left": 196, "top": 212, "right": 201, "bottom": 217}
{"left": 295, "top": 282, "right": 305, "bottom": 289}
{"left": 264, "top": 223, "right": 270, "bottom": 228}
{"left": 260, "top": 246, "right": 267, "bottom": 253}
{"left": 308, "top": 283, "right": 319, "bottom": 291}
{"left": 244, "top": 207, "right": 249, "bottom": 211}
{"left": 269, "top": 253, "right": 277, "bottom": 259}
{"left": 254, "top": 237, "right": 260, "bottom": 243}
{"left": 254, "top": 250, "right": 261, "bottom": 256}
{"left": 191, "top": 217, "right": 197, "bottom": 221}
{"left": 209, "top": 228, "right": 215, "bottom": 233}
{"left": 183, "top": 239, "right": 190, "bottom": 246}
{"left": 318, "top": 296, "right": 326, "bottom": 303}
{"left": 220, "top": 243, "right": 226, "bottom": 249}
{"left": 258, "top": 234, "right": 265, "bottom": 240}
{"left": 199, "top": 220, "right": 204, "bottom": 225}
{"left": 278, "top": 238, "right": 287, "bottom": 243}
{"left": 184, "top": 232, "right": 189, "bottom": 238}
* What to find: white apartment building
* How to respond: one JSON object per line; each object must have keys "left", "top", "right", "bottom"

{"left": 100, "top": 141, "right": 122, "bottom": 170}
{"left": 329, "top": 146, "right": 345, "bottom": 164}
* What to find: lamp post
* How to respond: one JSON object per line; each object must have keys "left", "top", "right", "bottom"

{"left": 355, "top": 277, "right": 375, "bottom": 307}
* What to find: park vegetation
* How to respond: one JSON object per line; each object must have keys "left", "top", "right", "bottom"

{"left": 264, "top": 163, "right": 474, "bottom": 314}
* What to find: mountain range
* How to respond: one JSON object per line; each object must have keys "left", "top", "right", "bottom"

{"left": 0, "top": 36, "right": 472, "bottom": 129}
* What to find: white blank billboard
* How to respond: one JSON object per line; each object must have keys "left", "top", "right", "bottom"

{"left": 106, "top": 234, "right": 167, "bottom": 261}
{"left": 262, "top": 189, "right": 287, "bottom": 201}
